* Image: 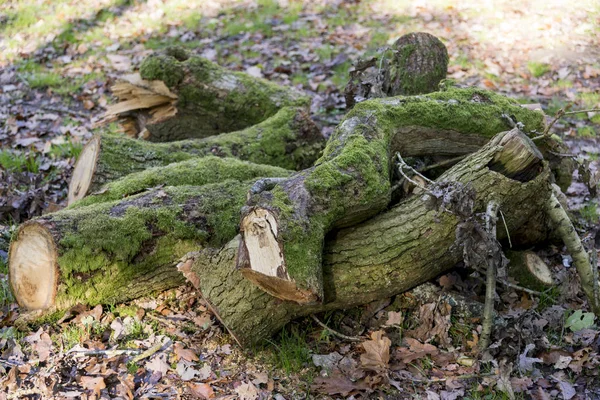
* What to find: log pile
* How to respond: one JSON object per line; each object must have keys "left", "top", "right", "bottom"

{"left": 8, "top": 37, "right": 598, "bottom": 347}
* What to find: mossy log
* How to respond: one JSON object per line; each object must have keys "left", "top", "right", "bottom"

{"left": 9, "top": 182, "right": 256, "bottom": 311}
{"left": 68, "top": 107, "right": 323, "bottom": 205}
{"left": 103, "top": 47, "right": 310, "bottom": 141}
{"left": 345, "top": 32, "right": 448, "bottom": 109}
{"left": 237, "top": 87, "right": 547, "bottom": 304}
{"left": 189, "top": 130, "right": 553, "bottom": 345}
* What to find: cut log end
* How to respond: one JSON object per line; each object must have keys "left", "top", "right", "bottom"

{"left": 507, "top": 250, "right": 554, "bottom": 291}
{"left": 8, "top": 223, "right": 58, "bottom": 310}
{"left": 68, "top": 135, "right": 100, "bottom": 205}
{"left": 238, "top": 208, "right": 318, "bottom": 304}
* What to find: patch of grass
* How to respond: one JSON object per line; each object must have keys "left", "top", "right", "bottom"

{"left": 554, "top": 79, "right": 574, "bottom": 89}
{"left": 331, "top": 60, "right": 352, "bottom": 89}
{"left": 546, "top": 97, "right": 568, "bottom": 116}
{"left": 527, "top": 61, "right": 551, "bottom": 78}
{"left": 577, "top": 126, "right": 597, "bottom": 138}
{"left": 59, "top": 325, "right": 89, "bottom": 349}
{"left": 268, "top": 325, "right": 312, "bottom": 374}
{"left": 580, "top": 202, "right": 599, "bottom": 224}
{"left": 25, "top": 71, "right": 66, "bottom": 90}
{"left": 537, "top": 286, "right": 561, "bottom": 311}
{"left": 464, "top": 385, "right": 526, "bottom": 399}
{"left": 0, "top": 150, "right": 40, "bottom": 173}
{"left": 49, "top": 140, "right": 83, "bottom": 159}
{"left": 578, "top": 92, "right": 600, "bottom": 109}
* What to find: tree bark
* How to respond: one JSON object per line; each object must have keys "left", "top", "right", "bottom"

{"left": 68, "top": 107, "right": 324, "bottom": 205}
{"left": 190, "top": 130, "right": 553, "bottom": 346}
{"left": 102, "top": 47, "right": 310, "bottom": 141}
{"left": 237, "top": 87, "right": 547, "bottom": 304}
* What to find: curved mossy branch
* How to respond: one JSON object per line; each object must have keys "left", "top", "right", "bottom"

{"left": 237, "top": 87, "right": 548, "bottom": 303}
{"left": 68, "top": 107, "right": 324, "bottom": 204}
{"left": 191, "top": 131, "right": 553, "bottom": 345}
{"left": 546, "top": 186, "right": 600, "bottom": 314}
{"left": 10, "top": 182, "right": 255, "bottom": 311}
{"left": 132, "top": 47, "right": 310, "bottom": 141}
{"left": 71, "top": 157, "right": 291, "bottom": 208}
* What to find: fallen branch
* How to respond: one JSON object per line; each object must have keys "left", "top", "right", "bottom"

{"left": 480, "top": 200, "right": 499, "bottom": 351}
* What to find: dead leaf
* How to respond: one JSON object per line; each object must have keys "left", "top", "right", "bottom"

{"left": 360, "top": 330, "right": 391, "bottom": 371}
{"left": 396, "top": 338, "right": 439, "bottom": 365}
{"left": 311, "top": 372, "right": 369, "bottom": 396}
{"left": 80, "top": 376, "right": 106, "bottom": 396}
{"left": 188, "top": 382, "right": 215, "bottom": 399}
{"left": 235, "top": 382, "right": 260, "bottom": 400}
{"left": 518, "top": 344, "right": 542, "bottom": 372}
{"left": 174, "top": 342, "right": 199, "bottom": 362}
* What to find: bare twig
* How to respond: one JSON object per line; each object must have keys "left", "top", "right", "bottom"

{"left": 546, "top": 187, "right": 600, "bottom": 314}
{"left": 418, "top": 155, "right": 467, "bottom": 173}
{"left": 130, "top": 338, "right": 173, "bottom": 364}
{"left": 563, "top": 108, "right": 600, "bottom": 115}
{"left": 499, "top": 210, "right": 512, "bottom": 249}
{"left": 311, "top": 315, "right": 362, "bottom": 342}
{"left": 479, "top": 201, "right": 500, "bottom": 351}
{"left": 471, "top": 270, "right": 544, "bottom": 296}
{"left": 68, "top": 348, "right": 141, "bottom": 357}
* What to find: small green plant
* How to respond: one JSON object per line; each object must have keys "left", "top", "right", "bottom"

{"left": 268, "top": 325, "right": 312, "bottom": 374}
{"left": 49, "top": 140, "right": 83, "bottom": 159}
{"left": 537, "top": 286, "right": 561, "bottom": 311}
{"left": 580, "top": 202, "right": 599, "bottom": 224}
{"left": 25, "top": 71, "right": 65, "bottom": 89}
{"left": 0, "top": 150, "right": 40, "bottom": 173}
{"left": 527, "top": 61, "right": 551, "bottom": 78}
{"left": 577, "top": 126, "right": 596, "bottom": 138}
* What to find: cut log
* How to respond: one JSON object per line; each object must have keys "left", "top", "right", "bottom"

{"left": 190, "top": 130, "right": 553, "bottom": 345}
{"left": 506, "top": 250, "right": 554, "bottom": 291}
{"left": 68, "top": 107, "right": 323, "bottom": 205}
{"left": 101, "top": 47, "right": 310, "bottom": 141}
{"left": 71, "top": 157, "right": 291, "bottom": 208}
{"left": 237, "top": 87, "right": 547, "bottom": 304}
{"left": 345, "top": 32, "right": 448, "bottom": 109}
{"left": 10, "top": 182, "right": 252, "bottom": 311}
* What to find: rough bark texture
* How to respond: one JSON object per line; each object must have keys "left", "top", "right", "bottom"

{"left": 68, "top": 107, "right": 324, "bottom": 204}
{"left": 388, "top": 32, "right": 449, "bottom": 96}
{"left": 10, "top": 182, "right": 253, "bottom": 311}
{"left": 237, "top": 87, "right": 547, "bottom": 303}
{"left": 191, "top": 131, "right": 553, "bottom": 345}
{"left": 127, "top": 47, "right": 310, "bottom": 141}
{"left": 345, "top": 32, "right": 448, "bottom": 109}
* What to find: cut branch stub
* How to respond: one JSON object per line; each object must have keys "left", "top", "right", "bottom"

{"left": 68, "top": 135, "right": 100, "bottom": 205}
{"left": 506, "top": 250, "right": 554, "bottom": 291}
{"left": 238, "top": 208, "right": 317, "bottom": 303}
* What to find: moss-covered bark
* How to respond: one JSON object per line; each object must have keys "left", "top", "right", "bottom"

{"left": 69, "top": 107, "right": 324, "bottom": 203}
{"left": 72, "top": 157, "right": 291, "bottom": 208}
{"left": 345, "top": 32, "right": 448, "bottom": 109}
{"left": 135, "top": 47, "right": 310, "bottom": 141}
{"left": 191, "top": 131, "right": 553, "bottom": 345}
{"left": 238, "top": 87, "right": 548, "bottom": 303}
{"left": 10, "top": 182, "right": 253, "bottom": 311}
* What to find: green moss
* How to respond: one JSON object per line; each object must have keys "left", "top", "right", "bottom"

{"left": 73, "top": 156, "right": 290, "bottom": 207}
{"left": 139, "top": 54, "right": 185, "bottom": 87}
{"left": 527, "top": 61, "right": 551, "bottom": 78}
{"left": 48, "top": 182, "right": 254, "bottom": 308}
{"left": 138, "top": 48, "right": 310, "bottom": 140}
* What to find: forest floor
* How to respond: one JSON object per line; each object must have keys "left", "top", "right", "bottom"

{"left": 0, "top": 0, "right": 599, "bottom": 398}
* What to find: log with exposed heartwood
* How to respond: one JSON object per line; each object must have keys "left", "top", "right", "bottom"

{"left": 235, "top": 86, "right": 562, "bottom": 304}
{"left": 10, "top": 40, "right": 597, "bottom": 344}
{"left": 69, "top": 107, "right": 324, "bottom": 204}
{"left": 98, "top": 47, "right": 310, "bottom": 141}
{"left": 10, "top": 129, "right": 550, "bottom": 325}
